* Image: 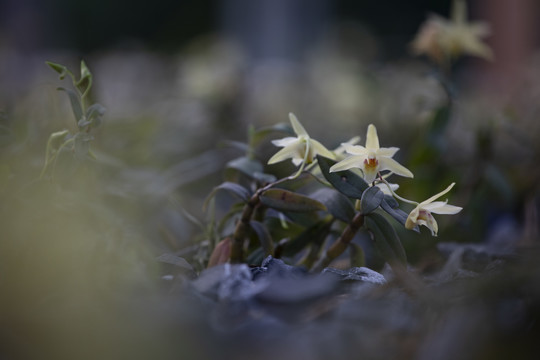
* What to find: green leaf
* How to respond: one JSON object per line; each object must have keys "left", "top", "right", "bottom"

{"left": 317, "top": 155, "right": 368, "bottom": 199}
{"left": 310, "top": 187, "right": 354, "bottom": 223}
{"left": 57, "top": 87, "right": 83, "bottom": 123}
{"left": 365, "top": 212, "right": 407, "bottom": 266}
{"left": 360, "top": 186, "right": 384, "bottom": 214}
{"left": 279, "top": 210, "right": 320, "bottom": 227}
{"left": 86, "top": 103, "right": 106, "bottom": 120}
{"left": 249, "top": 220, "right": 274, "bottom": 255}
{"left": 246, "top": 247, "right": 266, "bottom": 266}
{"left": 383, "top": 195, "right": 399, "bottom": 209}
{"left": 203, "top": 182, "right": 252, "bottom": 210}
{"left": 46, "top": 61, "right": 70, "bottom": 80}
{"left": 80, "top": 60, "right": 92, "bottom": 81}
{"left": 77, "top": 60, "right": 92, "bottom": 95}
{"left": 380, "top": 201, "right": 419, "bottom": 232}
{"left": 265, "top": 215, "right": 305, "bottom": 244}
{"left": 260, "top": 188, "right": 326, "bottom": 212}
{"left": 77, "top": 117, "right": 92, "bottom": 128}
{"left": 84, "top": 103, "right": 105, "bottom": 129}
{"left": 225, "top": 156, "right": 268, "bottom": 181}
{"left": 277, "top": 218, "right": 332, "bottom": 257}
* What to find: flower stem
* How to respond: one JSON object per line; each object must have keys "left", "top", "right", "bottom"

{"left": 378, "top": 176, "right": 418, "bottom": 205}
{"left": 230, "top": 192, "right": 260, "bottom": 263}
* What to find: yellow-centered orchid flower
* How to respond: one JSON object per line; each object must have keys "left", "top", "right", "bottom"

{"left": 329, "top": 124, "right": 413, "bottom": 184}
{"left": 268, "top": 113, "right": 334, "bottom": 166}
{"left": 411, "top": 0, "right": 493, "bottom": 64}
{"left": 405, "top": 182, "right": 462, "bottom": 236}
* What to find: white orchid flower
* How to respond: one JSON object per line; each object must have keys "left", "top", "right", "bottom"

{"left": 405, "top": 182, "right": 462, "bottom": 236}
{"left": 411, "top": 0, "right": 493, "bottom": 64}
{"left": 329, "top": 124, "right": 413, "bottom": 184}
{"left": 268, "top": 113, "right": 334, "bottom": 166}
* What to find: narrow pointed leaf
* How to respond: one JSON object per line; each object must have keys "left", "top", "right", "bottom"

{"left": 360, "top": 186, "right": 384, "bottom": 214}
{"left": 365, "top": 212, "right": 407, "bottom": 266}
{"left": 310, "top": 187, "right": 354, "bottom": 223}
{"left": 383, "top": 195, "right": 399, "bottom": 209}
{"left": 46, "top": 61, "right": 69, "bottom": 79}
{"left": 260, "top": 188, "right": 326, "bottom": 212}
{"left": 203, "top": 182, "right": 251, "bottom": 210}
{"left": 249, "top": 220, "right": 274, "bottom": 255}
{"left": 317, "top": 155, "right": 368, "bottom": 199}
{"left": 57, "top": 87, "right": 83, "bottom": 123}
{"left": 80, "top": 60, "right": 92, "bottom": 81}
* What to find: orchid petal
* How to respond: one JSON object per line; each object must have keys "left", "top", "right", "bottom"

{"left": 376, "top": 182, "right": 399, "bottom": 195}
{"left": 363, "top": 166, "right": 379, "bottom": 184}
{"left": 291, "top": 158, "right": 304, "bottom": 167}
{"left": 378, "top": 157, "right": 414, "bottom": 178}
{"left": 420, "top": 182, "right": 455, "bottom": 205}
{"left": 343, "top": 144, "right": 368, "bottom": 156}
{"left": 426, "top": 216, "right": 438, "bottom": 236}
{"left": 424, "top": 201, "right": 462, "bottom": 215}
{"left": 376, "top": 147, "right": 400, "bottom": 157}
{"left": 329, "top": 155, "right": 366, "bottom": 173}
{"left": 338, "top": 136, "right": 361, "bottom": 150}
{"left": 289, "top": 113, "right": 308, "bottom": 137}
{"left": 268, "top": 142, "right": 303, "bottom": 164}
{"left": 310, "top": 138, "right": 335, "bottom": 160}
{"left": 272, "top": 137, "right": 298, "bottom": 147}
{"left": 405, "top": 207, "right": 420, "bottom": 229}
{"left": 365, "top": 124, "right": 380, "bottom": 150}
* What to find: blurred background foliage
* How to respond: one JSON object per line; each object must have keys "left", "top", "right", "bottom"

{"left": 1, "top": 0, "right": 540, "bottom": 358}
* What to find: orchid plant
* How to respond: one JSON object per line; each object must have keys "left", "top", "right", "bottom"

{"left": 203, "top": 113, "right": 462, "bottom": 273}
{"left": 40, "top": 61, "right": 105, "bottom": 181}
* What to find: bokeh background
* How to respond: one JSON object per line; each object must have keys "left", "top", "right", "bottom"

{"left": 1, "top": 0, "right": 540, "bottom": 359}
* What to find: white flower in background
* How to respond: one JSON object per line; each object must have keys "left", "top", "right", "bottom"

{"left": 268, "top": 113, "right": 335, "bottom": 166}
{"left": 329, "top": 124, "right": 413, "bottom": 184}
{"left": 405, "top": 182, "right": 463, "bottom": 236}
{"left": 411, "top": 0, "right": 493, "bottom": 64}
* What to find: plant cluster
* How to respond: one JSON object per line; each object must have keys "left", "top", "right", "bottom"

{"left": 40, "top": 61, "right": 105, "bottom": 180}
{"left": 198, "top": 0, "right": 495, "bottom": 273}
{"left": 203, "top": 113, "right": 462, "bottom": 272}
